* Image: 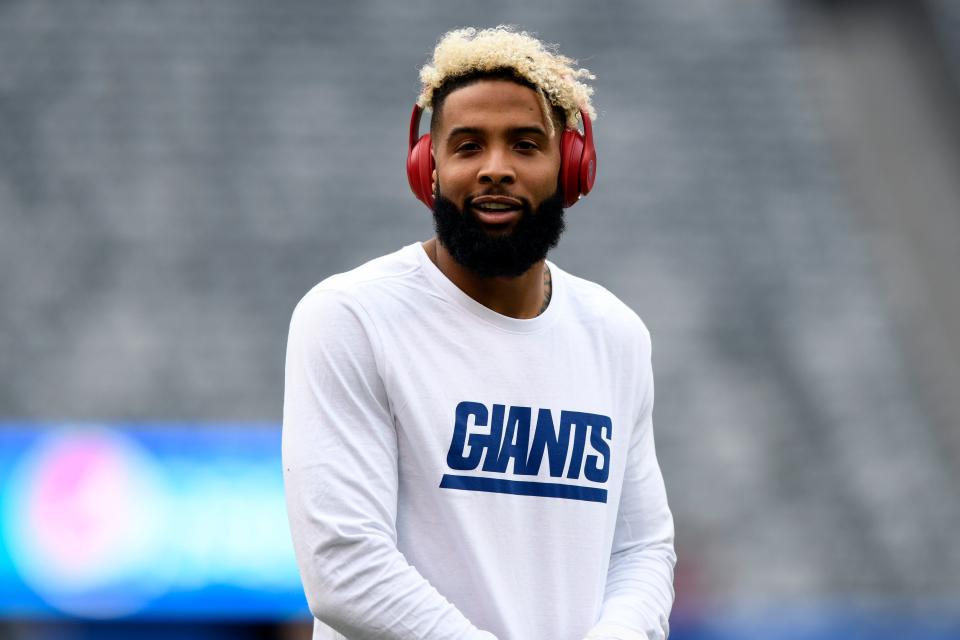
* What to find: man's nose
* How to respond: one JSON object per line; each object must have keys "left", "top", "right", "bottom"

{"left": 478, "top": 148, "right": 516, "bottom": 185}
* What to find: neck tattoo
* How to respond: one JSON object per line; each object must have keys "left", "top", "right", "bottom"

{"left": 539, "top": 265, "right": 552, "bottom": 316}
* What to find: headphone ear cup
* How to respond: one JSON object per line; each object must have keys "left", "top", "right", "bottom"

{"left": 579, "top": 136, "right": 597, "bottom": 199}
{"left": 406, "top": 133, "right": 435, "bottom": 208}
{"left": 560, "top": 129, "right": 585, "bottom": 208}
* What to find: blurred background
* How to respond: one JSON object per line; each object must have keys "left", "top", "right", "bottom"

{"left": 1, "top": 0, "right": 959, "bottom": 638}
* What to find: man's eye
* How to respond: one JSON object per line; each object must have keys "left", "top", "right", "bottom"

{"left": 515, "top": 140, "right": 538, "bottom": 151}
{"left": 457, "top": 142, "right": 480, "bottom": 152}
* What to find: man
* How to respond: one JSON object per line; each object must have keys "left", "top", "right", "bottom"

{"left": 283, "top": 26, "right": 675, "bottom": 640}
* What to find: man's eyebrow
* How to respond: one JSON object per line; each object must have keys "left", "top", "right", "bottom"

{"left": 509, "top": 125, "right": 550, "bottom": 138}
{"left": 445, "top": 125, "right": 550, "bottom": 140}
{"left": 446, "top": 126, "right": 484, "bottom": 140}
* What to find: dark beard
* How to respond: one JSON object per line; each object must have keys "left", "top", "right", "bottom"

{"left": 431, "top": 189, "right": 566, "bottom": 278}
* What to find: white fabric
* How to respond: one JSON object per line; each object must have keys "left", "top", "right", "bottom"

{"left": 283, "top": 243, "right": 675, "bottom": 640}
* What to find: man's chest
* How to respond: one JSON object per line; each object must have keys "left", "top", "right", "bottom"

{"left": 380, "top": 325, "right": 637, "bottom": 506}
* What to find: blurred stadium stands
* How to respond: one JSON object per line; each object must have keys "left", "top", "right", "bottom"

{"left": 1, "top": 0, "right": 959, "bottom": 638}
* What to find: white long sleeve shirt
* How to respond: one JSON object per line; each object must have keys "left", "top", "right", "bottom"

{"left": 283, "top": 243, "right": 675, "bottom": 640}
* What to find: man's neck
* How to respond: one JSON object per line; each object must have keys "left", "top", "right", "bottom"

{"left": 422, "top": 238, "right": 551, "bottom": 320}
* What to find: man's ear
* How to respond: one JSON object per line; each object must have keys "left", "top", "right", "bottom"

{"left": 431, "top": 167, "right": 438, "bottom": 197}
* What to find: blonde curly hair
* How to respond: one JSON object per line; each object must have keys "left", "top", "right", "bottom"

{"left": 417, "top": 25, "right": 596, "bottom": 135}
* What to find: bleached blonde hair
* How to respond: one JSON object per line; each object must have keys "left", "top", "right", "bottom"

{"left": 417, "top": 25, "right": 596, "bottom": 136}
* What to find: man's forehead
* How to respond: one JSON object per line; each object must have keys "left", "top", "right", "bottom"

{"left": 438, "top": 80, "right": 549, "bottom": 133}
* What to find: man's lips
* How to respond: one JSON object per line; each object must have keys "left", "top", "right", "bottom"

{"left": 470, "top": 195, "right": 523, "bottom": 225}
{"left": 472, "top": 195, "right": 523, "bottom": 207}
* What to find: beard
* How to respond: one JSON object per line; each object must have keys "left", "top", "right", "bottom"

{"left": 431, "top": 188, "right": 566, "bottom": 278}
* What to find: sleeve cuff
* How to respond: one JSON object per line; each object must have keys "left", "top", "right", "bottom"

{"left": 583, "top": 622, "right": 650, "bottom": 640}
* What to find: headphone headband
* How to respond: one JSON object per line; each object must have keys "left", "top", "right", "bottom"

{"left": 409, "top": 105, "right": 425, "bottom": 154}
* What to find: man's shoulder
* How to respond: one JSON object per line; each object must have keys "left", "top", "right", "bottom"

{"left": 315, "top": 244, "right": 421, "bottom": 294}
{"left": 290, "top": 244, "right": 422, "bottom": 327}
{"left": 554, "top": 265, "right": 651, "bottom": 343}
{"left": 297, "top": 244, "right": 420, "bottom": 302}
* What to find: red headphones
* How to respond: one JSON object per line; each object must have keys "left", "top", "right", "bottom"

{"left": 406, "top": 104, "right": 597, "bottom": 209}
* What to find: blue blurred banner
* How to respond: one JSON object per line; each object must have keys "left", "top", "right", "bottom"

{"left": 0, "top": 423, "right": 309, "bottom": 620}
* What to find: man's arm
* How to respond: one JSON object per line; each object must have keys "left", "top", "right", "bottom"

{"left": 584, "top": 336, "right": 676, "bottom": 640}
{"left": 282, "top": 288, "right": 497, "bottom": 640}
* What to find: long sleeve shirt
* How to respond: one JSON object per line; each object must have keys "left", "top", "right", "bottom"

{"left": 283, "top": 243, "right": 676, "bottom": 640}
